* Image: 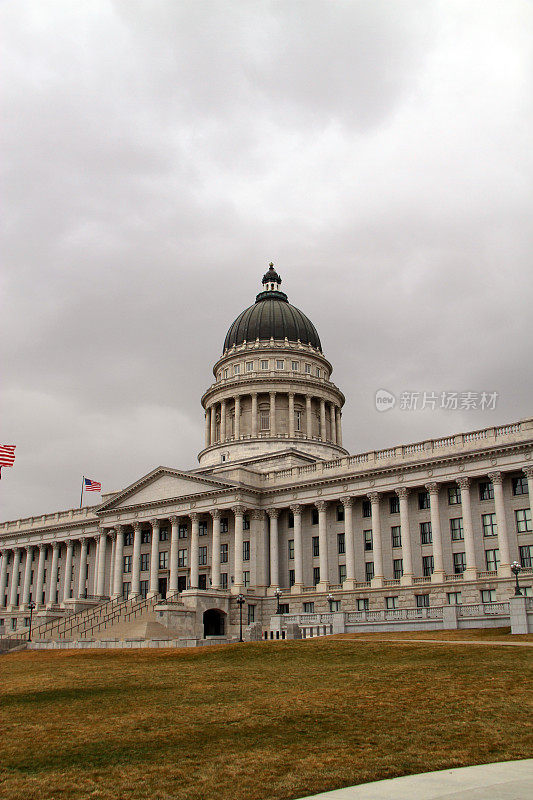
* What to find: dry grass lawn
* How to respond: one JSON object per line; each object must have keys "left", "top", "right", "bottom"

{"left": 1, "top": 636, "right": 532, "bottom": 800}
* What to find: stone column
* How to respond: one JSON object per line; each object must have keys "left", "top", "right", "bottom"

{"left": 220, "top": 400, "right": 227, "bottom": 442}
{"left": 268, "top": 509, "right": 280, "bottom": 590}
{"left": 92, "top": 537, "right": 100, "bottom": 595}
{"left": 270, "top": 392, "right": 276, "bottom": 436}
{"left": 210, "top": 404, "right": 216, "bottom": 445}
{"left": 63, "top": 540, "right": 74, "bottom": 603}
{"left": 316, "top": 501, "right": 329, "bottom": 589}
{"left": 47, "top": 543, "right": 60, "bottom": 606}
{"left": 0, "top": 550, "right": 8, "bottom": 607}
{"left": 524, "top": 467, "right": 533, "bottom": 520}
{"left": 205, "top": 407, "right": 211, "bottom": 447}
{"left": 251, "top": 510, "right": 266, "bottom": 590}
{"left": 343, "top": 497, "right": 356, "bottom": 589}
{"left": 113, "top": 526, "right": 124, "bottom": 599}
{"left": 251, "top": 393, "right": 258, "bottom": 437}
{"left": 232, "top": 505, "right": 245, "bottom": 593}
{"left": 189, "top": 513, "right": 200, "bottom": 589}
{"left": 368, "top": 492, "right": 384, "bottom": 587}
{"left": 109, "top": 533, "right": 116, "bottom": 596}
{"left": 320, "top": 399, "right": 326, "bottom": 441}
{"left": 336, "top": 408, "right": 343, "bottom": 446}
{"left": 288, "top": 393, "right": 295, "bottom": 437}
{"left": 290, "top": 504, "right": 303, "bottom": 592}
{"left": 210, "top": 510, "right": 221, "bottom": 590}
{"left": 329, "top": 402, "right": 337, "bottom": 444}
{"left": 234, "top": 395, "right": 241, "bottom": 439}
{"left": 488, "top": 471, "right": 512, "bottom": 577}
{"left": 457, "top": 477, "right": 477, "bottom": 577}
{"left": 169, "top": 516, "right": 179, "bottom": 597}
{"left": 9, "top": 548, "right": 21, "bottom": 608}
{"left": 396, "top": 488, "right": 413, "bottom": 584}
{"left": 131, "top": 522, "right": 142, "bottom": 597}
{"left": 96, "top": 530, "right": 108, "bottom": 598}
{"left": 22, "top": 546, "right": 33, "bottom": 607}
{"left": 149, "top": 519, "right": 160, "bottom": 597}
{"left": 77, "top": 539, "right": 88, "bottom": 600}
{"left": 306, "top": 395, "right": 313, "bottom": 438}
{"left": 425, "top": 482, "right": 445, "bottom": 581}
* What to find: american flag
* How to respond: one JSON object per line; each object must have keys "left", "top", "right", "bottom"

{"left": 84, "top": 477, "right": 101, "bottom": 492}
{"left": 0, "top": 445, "right": 16, "bottom": 467}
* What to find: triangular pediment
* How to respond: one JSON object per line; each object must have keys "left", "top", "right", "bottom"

{"left": 99, "top": 467, "right": 236, "bottom": 511}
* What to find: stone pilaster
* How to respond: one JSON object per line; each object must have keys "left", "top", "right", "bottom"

{"left": 456, "top": 477, "right": 477, "bottom": 578}
{"left": 395, "top": 487, "right": 413, "bottom": 585}
{"left": 168, "top": 516, "right": 179, "bottom": 596}
{"left": 306, "top": 395, "right": 312, "bottom": 438}
{"left": 315, "top": 501, "right": 329, "bottom": 590}
{"left": 96, "top": 530, "right": 108, "bottom": 598}
{"left": 149, "top": 519, "right": 160, "bottom": 597}
{"left": 342, "top": 497, "right": 356, "bottom": 589}
{"left": 267, "top": 508, "right": 280, "bottom": 591}
{"left": 368, "top": 492, "right": 383, "bottom": 587}
{"left": 77, "top": 539, "right": 88, "bottom": 600}
{"left": 47, "top": 542, "right": 60, "bottom": 607}
{"left": 488, "top": 471, "right": 512, "bottom": 576}
{"left": 8, "top": 547, "right": 21, "bottom": 609}
{"left": 63, "top": 540, "right": 74, "bottom": 603}
{"left": 0, "top": 550, "right": 8, "bottom": 607}
{"left": 131, "top": 522, "right": 142, "bottom": 597}
{"left": 290, "top": 504, "right": 303, "bottom": 593}
{"left": 425, "top": 482, "right": 445, "bottom": 581}
{"left": 189, "top": 513, "right": 200, "bottom": 589}
{"left": 210, "top": 510, "right": 222, "bottom": 590}
{"left": 288, "top": 393, "right": 295, "bottom": 438}
{"left": 113, "top": 526, "right": 124, "bottom": 599}
{"left": 232, "top": 505, "right": 246, "bottom": 593}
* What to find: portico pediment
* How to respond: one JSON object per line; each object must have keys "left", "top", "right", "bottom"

{"left": 98, "top": 467, "right": 237, "bottom": 511}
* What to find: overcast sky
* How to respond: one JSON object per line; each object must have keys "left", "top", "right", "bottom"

{"left": 1, "top": 0, "right": 532, "bottom": 521}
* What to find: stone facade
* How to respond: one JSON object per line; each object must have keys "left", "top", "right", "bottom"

{"left": 1, "top": 268, "right": 532, "bottom": 641}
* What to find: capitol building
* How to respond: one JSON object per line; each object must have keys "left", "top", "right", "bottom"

{"left": 1, "top": 265, "right": 532, "bottom": 646}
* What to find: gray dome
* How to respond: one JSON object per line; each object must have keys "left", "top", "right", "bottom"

{"left": 223, "top": 288, "right": 322, "bottom": 352}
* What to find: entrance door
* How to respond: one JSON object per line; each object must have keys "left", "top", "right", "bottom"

{"left": 199, "top": 574, "right": 207, "bottom": 590}
{"left": 203, "top": 609, "right": 226, "bottom": 637}
{"left": 178, "top": 576, "right": 187, "bottom": 593}
{"left": 158, "top": 577, "right": 167, "bottom": 599}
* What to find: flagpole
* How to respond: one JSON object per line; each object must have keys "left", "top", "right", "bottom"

{"left": 80, "top": 476, "right": 84, "bottom": 509}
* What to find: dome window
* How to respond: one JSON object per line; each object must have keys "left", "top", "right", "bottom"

{"left": 261, "top": 359, "right": 269, "bottom": 370}
{"left": 276, "top": 359, "right": 285, "bottom": 370}
{"left": 316, "top": 368, "right": 321, "bottom": 378}
{"left": 305, "top": 363, "right": 311, "bottom": 374}
{"left": 246, "top": 361, "right": 254, "bottom": 372}
{"left": 291, "top": 361, "right": 299, "bottom": 371}
{"left": 223, "top": 368, "right": 229, "bottom": 379}
{"left": 234, "top": 364, "right": 240, "bottom": 375}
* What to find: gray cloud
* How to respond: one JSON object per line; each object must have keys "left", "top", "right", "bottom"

{"left": 1, "top": 0, "right": 532, "bottom": 519}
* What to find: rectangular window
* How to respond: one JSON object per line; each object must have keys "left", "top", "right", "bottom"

{"left": 330, "top": 599, "right": 341, "bottom": 611}
{"left": 313, "top": 566, "right": 320, "bottom": 586}
{"left": 448, "top": 486, "right": 461, "bottom": 505}
{"left": 336, "top": 505, "right": 344, "bottom": 522}
{"left": 243, "top": 571, "right": 250, "bottom": 588}
{"left": 159, "top": 528, "right": 169, "bottom": 542}
{"left": 123, "top": 555, "right": 132, "bottom": 574}
{"left": 261, "top": 359, "right": 269, "bottom": 370}
{"left": 223, "top": 368, "right": 228, "bottom": 379}
{"left": 289, "top": 569, "right": 295, "bottom": 587}
{"left": 365, "top": 562, "right": 374, "bottom": 582}
{"left": 316, "top": 368, "right": 321, "bottom": 377}
{"left": 311, "top": 508, "right": 319, "bottom": 525}
{"left": 422, "top": 555, "right": 434, "bottom": 576}
{"left": 122, "top": 582, "right": 131, "bottom": 599}
{"left": 512, "top": 476, "right": 528, "bottom": 495}
{"left": 312, "top": 536, "right": 319, "bottom": 557}
{"left": 124, "top": 532, "right": 133, "bottom": 546}
{"left": 199, "top": 546, "right": 208, "bottom": 566}
{"left": 482, "top": 513, "right": 498, "bottom": 537}
{"left": 516, "top": 508, "right": 532, "bottom": 532}
{"left": 447, "top": 591, "right": 462, "bottom": 605}
{"left": 221, "top": 573, "right": 228, "bottom": 590}
{"left": 385, "top": 596, "right": 398, "bottom": 610}
{"left": 391, "top": 526, "right": 402, "bottom": 548}
{"left": 279, "top": 603, "right": 289, "bottom": 614}
{"left": 303, "top": 602, "right": 314, "bottom": 613}
{"left": 485, "top": 548, "right": 500, "bottom": 571}
{"left": 295, "top": 411, "right": 302, "bottom": 431}
{"left": 415, "top": 594, "right": 430, "bottom": 608}
{"left": 178, "top": 549, "right": 188, "bottom": 568}
{"left": 291, "top": 361, "right": 299, "bottom": 371}
{"left": 288, "top": 539, "right": 294, "bottom": 560}
{"left": 453, "top": 552, "right": 466, "bottom": 574}
{"left": 220, "top": 517, "right": 229, "bottom": 533}
{"left": 363, "top": 530, "right": 373, "bottom": 551}
{"left": 362, "top": 500, "right": 372, "bottom": 518}
{"left": 420, "top": 522, "right": 432, "bottom": 544}
{"left": 141, "top": 530, "right": 151, "bottom": 544}
{"left": 357, "top": 598, "right": 369, "bottom": 611}
{"left": 389, "top": 496, "right": 400, "bottom": 514}
{"left": 260, "top": 410, "right": 270, "bottom": 431}
{"left": 178, "top": 524, "right": 188, "bottom": 539}
{"left": 337, "top": 533, "right": 345, "bottom": 554}
{"left": 159, "top": 551, "right": 168, "bottom": 570}
{"left": 243, "top": 515, "right": 250, "bottom": 531}
{"left": 276, "top": 360, "right": 285, "bottom": 370}
{"left": 220, "top": 543, "right": 228, "bottom": 563}
{"left": 450, "top": 518, "right": 464, "bottom": 541}
{"left": 288, "top": 511, "right": 294, "bottom": 529}
{"left": 243, "top": 541, "right": 250, "bottom": 561}
{"left": 393, "top": 559, "right": 403, "bottom": 579}
{"left": 304, "top": 363, "right": 311, "bottom": 374}
{"left": 247, "top": 605, "right": 255, "bottom": 624}
{"left": 140, "top": 580, "right": 149, "bottom": 599}
{"left": 479, "top": 481, "right": 494, "bottom": 500}
{"left": 481, "top": 589, "right": 496, "bottom": 603}
{"left": 233, "top": 364, "right": 240, "bottom": 375}
{"left": 199, "top": 522, "right": 208, "bottom": 536}
{"left": 338, "top": 564, "right": 346, "bottom": 583}
{"left": 519, "top": 545, "right": 533, "bottom": 568}
{"left": 418, "top": 491, "right": 430, "bottom": 509}
{"left": 246, "top": 361, "right": 254, "bottom": 372}
{"left": 140, "top": 553, "right": 149, "bottom": 572}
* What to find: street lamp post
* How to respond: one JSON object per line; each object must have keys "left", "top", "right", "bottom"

{"left": 511, "top": 561, "right": 522, "bottom": 596}
{"left": 236, "top": 593, "right": 245, "bottom": 642}
{"left": 274, "top": 587, "right": 282, "bottom": 615}
{"left": 27, "top": 601, "right": 36, "bottom": 642}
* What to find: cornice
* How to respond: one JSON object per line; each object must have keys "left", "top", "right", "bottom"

{"left": 201, "top": 374, "right": 345, "bottom": 409}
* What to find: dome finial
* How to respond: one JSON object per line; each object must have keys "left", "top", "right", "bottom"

{"left": 262, "top": 262, "right": 282, "bottom": 290}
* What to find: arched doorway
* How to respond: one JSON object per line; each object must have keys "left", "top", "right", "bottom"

{"left": 203, "top": 608, "right": 226, "bottom": 637}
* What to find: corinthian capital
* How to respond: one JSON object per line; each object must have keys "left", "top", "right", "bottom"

{"left": 210, "top": 509, "right": 221, "bottom": 519}
{"left": 395, "top": 487, "right": 410, "bottom": 499}
{"left": 315, "top": 501, "right": 327, "bottom": 512}
{"left": 487, "top": 471, "right": 503, "bottom": 485}
{"left": 232, "top": 505, "right": 246, "bottom": 517}
{"left": 367, "top": 491, "right": 380, "bottom": 504}
{"left": 425, "top": 481, "right": 440, "bottom": 495}
{"left": 523, "top": 466, "right": 533, "bottom": 478}
{"left": 456, "top": 477, "right": 470, "bottom": 490}
{"left": 266, "top": 508, "right": 280, "bottom": 519}
{"left": 289, "top": 504, "right": 302, "bottom": 514}
{"left": 341, "top": 496, "right": 354, "bottom": 508}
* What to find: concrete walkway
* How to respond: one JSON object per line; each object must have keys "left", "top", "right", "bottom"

{"left": 299, "top": 759, "right": 533, "bottom": 799}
